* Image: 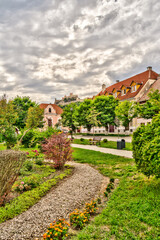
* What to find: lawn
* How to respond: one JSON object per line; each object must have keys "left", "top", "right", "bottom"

{"left": 72, "top": 148, "right": 160, "bottom": 240}
{"left": 73, "top": 139, "right": 132, "bottom": 151}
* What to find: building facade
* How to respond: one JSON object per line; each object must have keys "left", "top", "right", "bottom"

{"left": 84, "top": 67, "right": 159, "bottom": 134}
{"left": 39, "top": 103, "right": 63, "bottom": 129}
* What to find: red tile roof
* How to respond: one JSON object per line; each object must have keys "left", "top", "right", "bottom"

{"left": 139, "top": 78, "right": 160, "bottom": 102}
{"left": 39, "top": 103, "right": 63, "bottom": 114}
{"left": 97, "top": 69, "right": 158, "bottom": 101}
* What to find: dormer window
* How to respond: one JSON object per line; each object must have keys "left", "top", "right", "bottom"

{"left": 121, "top": 88, "right": 126, "bottom": 96}
{"left": 131, "top": 85, "right": 136, "bottom": 93}
{"left": 113, "top": 92, "right": 117, "bottom": 98}
{"left": 49, "top": 108, "right": 51, "bottom": 113}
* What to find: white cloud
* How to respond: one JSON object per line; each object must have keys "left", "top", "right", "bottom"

{"left": 0, "top": 0, "right": 160, "bottom": 103}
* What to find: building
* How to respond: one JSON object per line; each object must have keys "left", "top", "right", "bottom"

{"left": 39, "top": 103, "right": 63, "bottom": 129}
{"left": 86, "top": 67, "right": 159, "bottom": 134}
{"left": 55, "top": 93, "right": 83, "bottom": 106}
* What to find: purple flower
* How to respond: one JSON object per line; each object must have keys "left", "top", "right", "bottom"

{"left": 26, "top": 152, "right": 29, "bottom": 155}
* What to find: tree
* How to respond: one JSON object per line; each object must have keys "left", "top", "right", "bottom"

{"left": 0, "top": 96, "right": 18, "bottom": 148}
{"left": 86, "top": 106, "right": 100, "bottom": 135}
{"left": 13, "top": 96, "right": 36, "bottom": 129}
{"left": 61, "top": 103, "right": 78, "bottom": 137}
{"left": 75, "top": 99, "right": 93, "bottom": 132}
{"left": 115, "top": 101, "right": 138, "bottom": 130}
{"left": 18, "top": 105, "right": 44, "bottom": 145}
{"left": 93, "top": 95, "right": 118, "bottom": 131}
{"left": 139, "top": 89, "right": 160, "bottom": 119}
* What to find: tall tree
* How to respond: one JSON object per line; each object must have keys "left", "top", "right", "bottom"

{"left": 13, "top": 96, "right": 36, "bottom": 129}
{"left": 18, "top": 105, "right": 44, "bottom": 145}
{"left": 93, "top": 95, "right": 118, "bottom": 131}
{"left": 0, "top": 96, "right": 18, "bottom": 148}
{"left": 139, "top": 89, "right": 160, "bottom": 119}
{"left": 86, "top": 106, "right": 100, "bottom": 135}
{"left": 75, "top": 99, "right": 93, "bottom": 132}
{"left": 115, "top": 101, "right": 138, "bottom": 130}
{"left": 61, "top": 103, "right": 78, "bottom": 137}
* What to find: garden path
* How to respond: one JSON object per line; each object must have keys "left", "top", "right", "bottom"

{"left": 0, "top": 162, "right": 103, "bottom": 240}
{"left": 71, "top": 144, "right": 133, "bottom": 158}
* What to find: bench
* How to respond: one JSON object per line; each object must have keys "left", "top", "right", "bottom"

{"left": 89, "top": 136, "right": 102, "bottom": 145}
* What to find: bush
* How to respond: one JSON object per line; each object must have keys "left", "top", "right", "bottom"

{"left": 80, "top": 138, "right": 85, "bottom": 142}
{"left": 23, "top": 160, "right": 33, "bottom": 171}
{"left": 85, "top": 200, "right": 98, "bottom": 215}
{"left": 103, "top": 139, "right": 108, "bottom": 143}
{"left": 132, "top": 113, "right": 160, "bottom": 178}
{"left": 43, "top": 219, "right": 70, "bottom": 240}
{"left": 0, "top": 150, "right": 26, "bottom": 206}
{"left": 20, "top": 130, "right": 35, "bottom": 148}
{"left": 35, "top": 158, "right": 43, "bottom": 165}
{"left": 42, "top": 133, "right": 72, "bottom": 169}
{"left": 69, "top": 209, "right": 90, "bottom": 229}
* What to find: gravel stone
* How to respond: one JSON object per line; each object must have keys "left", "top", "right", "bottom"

{"left": 0, "top": 162, "right": 103, "bottom": 240}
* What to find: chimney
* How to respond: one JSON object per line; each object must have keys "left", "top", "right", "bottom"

{"left": 147, "top": 66, "right": 152, "bottom": 78}
{"left": 102, "top": 84, "right": 106, "bottom": 91}
{"left": 116, "top": 80, "right": 119, "bottom": 83}
{"left": 147, "top": 66, "right": 152, "bottom": 71}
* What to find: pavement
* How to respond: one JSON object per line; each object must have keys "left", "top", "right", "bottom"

{"left": 72, "top": 135, "right": 132, "bottom": 143}
{"left": 71, "top": 143, "right": 133, "bottom": 159}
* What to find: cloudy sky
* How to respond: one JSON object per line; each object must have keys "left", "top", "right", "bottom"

{"left": 0, "top": 0, "right": 160, "bottom": 103}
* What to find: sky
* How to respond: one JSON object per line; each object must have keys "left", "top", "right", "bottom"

{"left": 0, "top": 0, "right": 160, "bottom": 104}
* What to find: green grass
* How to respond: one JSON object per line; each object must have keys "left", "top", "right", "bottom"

{"left": 72, "top": 148, "right": 160, "bottom": 240}
{"left": 73, "top": 139, "right": 132, "bottom": 151}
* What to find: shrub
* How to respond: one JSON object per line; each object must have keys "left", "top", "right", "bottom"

{"left": 0, "top": 150, "right": 26, "bottom": 206}
{"left": 69, "top": 209, "right": 90, "bottom": 229}
{"left": 43, "top": 219, "right": 70, "bottom": 240}
{"left": 80, "top": 138, "right": 85, "bottom": 142}
{"left": 23, "top": 160, "right": 33, "bottom": 171}
{"left": 20, "top": 130, "right": 35, "bottom": 148}
{"left": 85, "top": 200, "right": 98, "bottom": 215}
{"left": 42, "top": 133, "right": 72, "bottom": 169}
{"left": 103, "top": 139, "right": 108, "bottom": 143}
{"left": 132, "top": 113, "right": 160, "bottom": 178}
{"left": 35, "top": 158, "right": 43, "bottom": 165}
{"left": 104, "top": 191, "right": 108, "bottom": 197}
{"left": 110, "top": 178, "right": 115, "bottom": 183}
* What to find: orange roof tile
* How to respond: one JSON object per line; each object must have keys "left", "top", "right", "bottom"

{"left": 39, "top": 103, "right": 63, "bottom": 114}
{"left": 97, "top": 69, "right": 158, "bottom": 101}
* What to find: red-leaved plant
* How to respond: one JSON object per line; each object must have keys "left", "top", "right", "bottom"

{"left": 42, "top": 133, "right": 72, "bottom": 169}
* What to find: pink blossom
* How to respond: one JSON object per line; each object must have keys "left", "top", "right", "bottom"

{"left": 21, "top": 181, "right": 24, "bottom": 185}
{"left": 26, "top": 152, "right": 29, "bottom": 155}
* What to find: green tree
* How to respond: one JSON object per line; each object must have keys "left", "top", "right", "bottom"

{"left": 13, "top": 96, "right": 36, "bottom": 129}
{"left": 0, "top": 96, "right": 18, "bottom": 148}
{"left": 93, "top": 95, "right": 118, "bottom": 131}
{"left": 115, "top": 101, "right": 138, "bottom": 130}
{"left": 139, "top": 89, "right": 160, "bottom": 119}
{"left": 75, "top": 99, "right": 93, "bottom": 132}
{"left": 86, "top": 106, "right": 100, "bottom": 135}
{"left": 61, "top": 103, "right": 78, "bottom": 137}
{"left": 18, "top": 105, "right": 44, "bottom": 145}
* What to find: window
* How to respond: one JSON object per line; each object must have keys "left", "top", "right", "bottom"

{"left": 49, "top": 108, "right": 51, "bottom": 113}
{"left": 121, "top": 88, "right": 126, "bottom": 95}
{"left": 113, "top": 92, "right": 117, "bottom": 98}
{"left": 131, "top": 85, "right": 136, "bottom": 93}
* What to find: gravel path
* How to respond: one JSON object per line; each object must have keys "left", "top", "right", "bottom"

{"left": 71, "top": 144, "right": 133, "bottom": 158}
{"left": 0, "top": 162, "right": 103, "bottom": 240}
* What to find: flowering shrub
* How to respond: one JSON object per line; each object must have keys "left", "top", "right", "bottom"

{"left": 69, "top": 209, "right": 90, "bottom": 229}
{"left": 85, "top": 200, "right": 98, "bottom": 215}
{"left": 14, "top": 181, "right": 31, "bottom": 193}
{"left": 0, "top": 150, "right": 26, "bottom": 206}
{"left": 43, "top": 219, "right": 70, "bottom": 240}
{"left": 42, "top": 133, "right": 72, "bottom": 169}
